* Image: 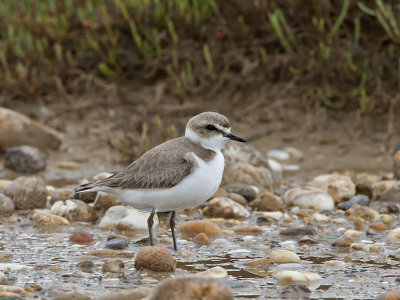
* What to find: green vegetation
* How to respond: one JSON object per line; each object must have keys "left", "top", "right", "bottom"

{"left": 1, "top": 0, "right": 400, "bottom": 111}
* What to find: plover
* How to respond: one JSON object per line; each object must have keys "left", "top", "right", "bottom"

{"left": 76, "top": 112, "right": 245, "bottom": 250}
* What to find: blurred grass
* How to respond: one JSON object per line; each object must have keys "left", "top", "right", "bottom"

{"left": 1, "top": 0, "right": 400, "bottom": 112}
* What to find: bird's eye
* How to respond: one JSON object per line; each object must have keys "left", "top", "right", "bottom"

{"left": 206, "top": 125, "right": 217, "bottom": 131}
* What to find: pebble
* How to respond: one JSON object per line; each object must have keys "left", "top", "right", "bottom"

{"left": 348, "top": 206, "right": 379, "bottom": 222}
{"left": 259, "top": 211, "right": 284, "bottom": 221}
{"left": 99, "top": 206, "right": 158, "bottom": 236}
{"left": 0, "top": 285, "right": 25, "bottom": 294}
{"left": 273, "top": 270, "right": 321, "bottom": 283}
{"left": 376, "top": 289, "right": 400, "bottom": 300}
{"left": 147, "top": 276, "right": 233, "bottom": 300}
{"left": 56, "top": 161, "right": 80, "bottom": 170}
{"left": 250, "top": 191, "right": 283, "bottom": 212}
{"left": 312, "top": 174, "right": 356, "bottom": 204}
{"left": 284, "top": 187, "right": 334, "bottom": 211}
{"left": 354, "top": 173, "right": 379, "bottom": 197}
{"left": 267, "top": 149, "right": 290, "bottom": 161}
{"left": 372, "top": 180, "right": 400, "bottom": 201}
{"left": 0, "top": 263, "right": 31, "bottom": 271}
{"left": 196, "top": 266, "right": 228, "bottom": 278}
{"left": 50, "top": 188, "right": 75, "bottom": 205}
{"left": 97, "top": 287, "right": 151, "bottom": 300}
{"left": 268, "top": 158, "right": 284, "bottom": 174}
{"left": 45, "top": 284, "right": 90, "bottom": 300}
{"left": 333, "top": 236, "right": 354, "bottom": 247}
{"left": 298, "top": 236, "right": 318, "bottom": 245}
{"left": 222, "top": 183, "right": 257, "bottom": 202}
{"left": 105, "top": 238, "right": 129, "bottom": 250}
{"left": 386, "top": 227, "right": 400, "bottom": 242}
{"left": 69, "top": 230, "right": 93, "bottom": 244}
{"left": 280, "top": 284, "right": 311, "bottom": 299}
{"left": 179, "top": 220, "right": 223, "bottom": 236}
{"left": 280, "top": 227, "right": 316, "bottom": 237}
{"left": 0, "top": 193, "right": 15, "bottom": 216}
{"left": 134, "top": 246, "right": 175, "bottom": 272}
{"left": 203, "top": 197, "right": 250, "bottom": 219}
{"left": 87, "top": 250, "right": 133, "bottom": 258}
{"left": 102, "top": 260, "right": 124, "bottom": 273}
{"left": 76, "top": 261, "right": 94, "bottom": 272}
{"left": 51, "top": 199, "right": 95, "bottom": 222}
{"left": 226, "top": 193, "right": 247, "bottom": 206}
{"left": 94, "top": 192, "right": 118, "bottom": 210}
{"left": 269, "top": 250, "right": 300, "bottom": 263}
{"left": 343, "top": 229, "right": 362, "bottom": 239}
{"left": 325, "top": 260, "right": 346, "bottom": 266}
{"left": 5, "top": 176, "right": 47, "bottom": 209}
{"left": 4, "top": 145, "right": 46, "bottom": 173}
{"left": 32, "top": 212, "right": 70, "bottom": 225}
{"left": 193, "top": 233, "right": 211, "bottom": 246}
{"left": 338, "top": 194, "right": 370, "bottom": 210}
{"left": 233, "top": 225, "right": 263, "bottom": 233}
{"left": 0, "top": 292, "right": 21, "bottom": 297}
{"left": 380, "top": 214, "right": 393, "bottom": 224}
{"left": 222, "top": 143, "right": 275, "bottom": 189}
{"left": 369, "top": 221, "right": 387, "bottom": 231}
{"left": 0, "top": 271, "right": 6, "bottom": 284}
{"left": 0, "top": 180, "right": 12, "bottom": 193}
{"left": 0, "top": 107, "right": 62, "bottom": 151}
{"left": 350, "top": 242, "right": 382, "bottom": 252}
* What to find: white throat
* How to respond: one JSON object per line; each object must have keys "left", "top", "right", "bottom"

{"left": 185, "top": 128, "right": 230, "bottom": 152}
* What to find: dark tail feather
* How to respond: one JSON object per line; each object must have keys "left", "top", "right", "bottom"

{"left": 74, "top": 182, "right": 95, "bottom": 198}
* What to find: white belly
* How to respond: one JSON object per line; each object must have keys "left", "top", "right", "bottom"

{"left": 104, "top": 152, "right": 225, "bottom": 212}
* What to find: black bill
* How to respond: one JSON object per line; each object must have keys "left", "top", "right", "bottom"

{"left": 225, "top": 133, "right": 246, "bottom": 142}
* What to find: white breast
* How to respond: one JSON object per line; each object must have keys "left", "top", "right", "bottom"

{"left": 106, "top": 151, "right": 225, "bottom": 212}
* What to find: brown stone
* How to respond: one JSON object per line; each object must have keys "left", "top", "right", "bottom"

{"left": 50, "top": 188, "right": 74, "bottom": 205}
{"left": 69, "top": 230, "right": 93, "bottom": 244}
{"left": 102, "top": 260, "right": 124, "bottom": 273}
{"left": 193, "top": 233, "right": 210, "bottom": 246}
{"left": 32, "top": 212, "right": 70, "bottom": 225}
{"left": 134, "top": 246, "right": 175, "bottom": 272}
{"left": 226, "top": 193, "right": 247, "bottom": 206}
{"left": 250, "top": 191, "right": 283, "bottom": 211}
{"left": 369, "top": 221, "right": 387, "bottom": 231}
{"left": 179, "top": 220, "right": 222, "bottom": 236}
{"left": 233, "top": 225, "right": 263, "bottom": 233}
{"left": 5, "top": 176, "right": 47, "bottom": 209}
{"left": 148, "top": 276, "right": 233, "bottom": 300}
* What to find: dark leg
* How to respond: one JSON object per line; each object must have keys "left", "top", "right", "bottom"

{"left": 169, "top": 211, "right": 178, "bottom": 251}
{"left": 147, "top": 209, "right": 156, "bottom": 246}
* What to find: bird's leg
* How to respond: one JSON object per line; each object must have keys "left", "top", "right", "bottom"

{"left": 147, "top": 209, "right": 156, "bottom": 246}
{"left": 169, "top": 211, "right": 178, "bottom": 251}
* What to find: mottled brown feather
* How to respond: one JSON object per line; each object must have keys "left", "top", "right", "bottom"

{"left": 84, "top": 137, "right": 216, "bottom": 190}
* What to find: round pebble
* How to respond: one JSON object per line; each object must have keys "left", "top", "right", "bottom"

{"left": 193, "top": 233, "right": 211, "bottom": 246}
{"left": 105, "top": 238, "right": 128, "bottom": 250}
{"left": 102, "top": 260, "right": 124, "bottom": 273}
{"left": 269, "top": 250, "right": 300, "bottom": 264}
{"left": 4, "top": 145, "right": 46, "bottom": 173}
{"left": 203, "top": 197, "right": 250, "bottom": 219}
{"left": 250, "top": 191, "right": 283, "bottom": 212}
{"left": 134, "top": 246, "right": 176, "bottom": 272}
{"left": 179, "top": 220, "right": 222, "bottom": 236}
{"left": 5, "top": 176, "right": 47, "bottom": 209}
{"left": 69, "top": 230, "right": 93, "bottom": 244}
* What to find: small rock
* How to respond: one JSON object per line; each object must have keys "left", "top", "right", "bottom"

{"left": 372, "top": 180, "right": 400, "bottom": 201}
{"left": 350, "top": 243, "right": 382, "bottom": 252}
{"left": 105, "top": 238, "right": 128, "bottom": 250}
{"left": 250, "top": 191, "right": 283, "bottom": 212}
{"left": 5, "top": 176, "right": 47, "bottom": 209}
{"left": 32, "top": 212, "right": 70, "bottom": 225}
{"left": 343, "top": 229, "right": 362, "bottom": 239}
{"left": 0, "top": 107, "right": 62, "bottom": 151}
{"left": 338, "top": 194, "right": 370, "bottom": 210}
{"left": 387, "top": 227, "right": 400, "bottom": 242}
{"left": 148, "top": 276, "right": 233, "bottom": 300}
{"left": 193, "top": 233, "right": 210, "bottom": 246}
{"left": 267, "top": 149, "right": 290, "bottom": 161}
{"left": 50, "top": 188, "right": 75, "bottom": 205}
{"left": 134, "top": 246, "right": 175, "bottom": 272}
{"left": 102, "top": 260, "right": 124, "bottom": 273}
{"left": 196, "top": 266, "right": 228, "bottom": 278}
{"left": 94, "top": 192, "right": 118, "bottom": 210}
{"left": 0, "top": 263, "right": 31, "bottom": 271}
{"left": 51, "top": 200, "right": 95, "bottom": 222}
{"left": 369, "top": 221, "right": 387, "bottom": 231}
{"left": 4, "top": 145, "right": 46, "bottom": 173}
{"left": 284, "top": 187, "right": 334, "bottom": 211}
{"left": 0, "top": 285, "right": 25, "bottom": 295}
{"left": 233, "top": 225, "right": 263, "bottom": 233}
{"left": 325, "top": 260, "right": 346, "bottom": 266}
{"left": 99, "top": 206, "right": 158, "bottom": 239}
{"left": 353, "top": 217, "right": 365, "bottom": 231}
{"left": 273, "top": 270, "right": 321, "bottom": 283}
{"left": 226, "top": 193, "right": 247, "bottom": 206}
{"left": 69, "top": 230, "right": 93, "bottom": 244}
{"left": 97, "top": 287, "right": 151, "bottom": 300}
{"left": 269, "top": 250, "right": 300, "bottom": 264}
{"left": 348, "top": 206, "right": 379, "bottom": 222}
{"left": 380, "top": 214, "right": 393, "bottom": 224}
{"left": 298, "top": 235, "right": 318, "bottom": 245}
{"left": 333, "top": 236, "right": 354, "bottom": 247}
{"left": 0, "top": 193, "right": 15, "bottom": 216}
{"left": 76, "top": 261, "right": 94, "bottom": 272}
{"left": 57, "top": 161, "right": 79, "bottom": 170}
{"left": 312, "top": 174, "right": 355, "bottom": 204}
{"left": 280, "top": 227, "right": 316, "bottom": 237}
{"left": 0, "top": 271, "right": 6, "bottom": 284}
{"left": 222, "top": 143, "right": 275, "bottom": 189}
{"left": 46, "top": 284, "right": 90, "bottom": 300}
{"left": 259, "top": 211, "right": 283, "bottom": 221}
{"left": 222, "top": 183, "right": 257, "bottom": 202}
{"left": 203, "top": 197, "right": 250, "bottom": 219}
{"left": 179, "top": 220, "right": 222, "bottom": 236}
{"left": 86, "top": 250, "right": 133, "bottom": 258}
{"left": 354, "top": 173, "right": 379, "bottom": 198}
{"left": 377, "top": 289, "right": 400, "bottom": 300}
{"left": 0, "top": 180, "right": 12, "bottom": 193}
{"left": 280, "top": 284, "right": 311, "bottom": 299}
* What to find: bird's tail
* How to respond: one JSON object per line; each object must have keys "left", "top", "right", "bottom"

{"left": 74, "top": 182, "right": 97, "bottom": 199}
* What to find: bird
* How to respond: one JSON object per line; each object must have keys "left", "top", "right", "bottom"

{"left": 75, "top": 112, "right": 246, "bottom": 250}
